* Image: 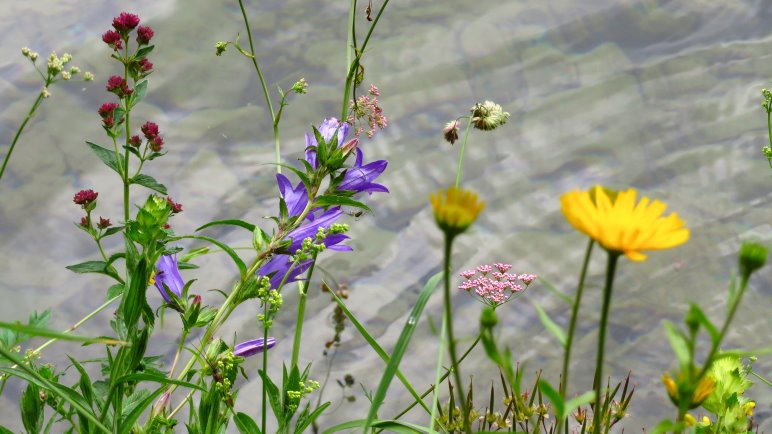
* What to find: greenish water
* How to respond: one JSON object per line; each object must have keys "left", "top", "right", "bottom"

{"left": 1, "top": 0, "right": 771, "bottom": 431}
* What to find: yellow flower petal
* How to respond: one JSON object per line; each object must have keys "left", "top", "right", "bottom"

{"left": 561, "top": 186, "right": 689, "bottom": 261}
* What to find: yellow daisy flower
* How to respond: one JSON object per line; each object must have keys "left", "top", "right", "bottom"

{"left": 560, "top": 186, "right": 689, "bottom": 261}
{"left": 430, "top": 187, "right": 485, "bottom": 235}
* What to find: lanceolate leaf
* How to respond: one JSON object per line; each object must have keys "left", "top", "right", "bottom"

{"left": 86, "top": 142, "right": 125, "bottom": 175}
{"left": 314, "top": 195, "right": 372, "bottom": 213}
{"left": 130, "top": 174, "right": 167, "bottom": 194}
{"left": 0, "top": 321, "right": 125, "bottom": 346}
{"left": 171, "top": 235, "right": 247, "bottom": 279}
{"left": 195, "top": 219, "right": 256, "bottom": 233}
{"left": 66, "top": 260, "right": 122, "bottom": 282}
{"left": 533, "top": 302, "right": 566, "bottom": 347}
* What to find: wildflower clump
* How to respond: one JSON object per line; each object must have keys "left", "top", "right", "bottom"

{"left": 458, "top": 263, "right": 536, "bottom": 307}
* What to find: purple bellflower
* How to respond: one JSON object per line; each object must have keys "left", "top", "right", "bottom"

{"left": 257, "top": 254, "right": 314, "bottom": 290}
{"left": 276, "top": 173, "right": 308, "bottom": 218}
{"left": 233, "top": 337, "right": 277, "bottom": 357}
{"left": 285, "top": 207, "right": 351, "bottom": 253}
{"left": 305, "top": 118, "right": 350, "bottom": 169}
{"left": 153, "top": 254, "right": 184, "bottom": 303}
{"left": 338, "top": 148, "right": 388, "bottom": 194}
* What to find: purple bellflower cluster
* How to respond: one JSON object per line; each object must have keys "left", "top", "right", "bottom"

{"left": 256, "top": 117, "right": 388, "bottom": 290}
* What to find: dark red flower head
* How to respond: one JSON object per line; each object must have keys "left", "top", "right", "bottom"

{"left": 101, "top": 30, "right": 123, "bottom": 51}
{"left": 106, "top": 75, "right": 132, "bottom": 98}
{"left": 149, "top": 136, "right": 164, "bottom": 152}
{"left": 80, "top": 217, "right": 89, "bottom": 228}
{"left": 74, "top": 189, "right": 98, "bottom": 206}
{"left": 129, "top": 135, "right": 142, "bottom": 147}
{"left": 137, "top": 26, "right": 154, "bottom": 45}
{"left": 167, "top": 197, "right": 183, "bottom": 214}
{"left": 98, "top": 102, "right": 119, "bottom": 118}
{"left": 102, "top": 116, "right": 114, "bottom": 129}
{"left": 112, "top": 12, "right": 140, "bottom": 33}
{"left": 137, "top": 58, "right": 154, "bottom": 74}
{"left": 97, "top": 217, "right": 112, "bottom": 229}
{"left": 141, "top": 121, "right": 159, "bottom": 139}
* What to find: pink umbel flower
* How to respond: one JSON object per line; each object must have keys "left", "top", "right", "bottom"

{"left": 136, "top": 25, "right": 154, "bottom": 45}
{"left": 347, "top": 84, "right": 388, "bottom": 139}
{"left": 101, "top": 30, "right": 123, "bottom": 51}
{"left": 458, "top": 263, "right": 536, "bottom": 307}
{"left": 112, "top": 12, "right": 140, "bottom": 34}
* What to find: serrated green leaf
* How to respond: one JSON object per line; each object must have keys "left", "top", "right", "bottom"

{"left": 533, "top": 302, "right": 566, "bottom": 347}
{"left": 86, "top": 142, "right": 124, "bottom": 175}
{"left": 130, "top": 174, "right": 167, "bottom": 194}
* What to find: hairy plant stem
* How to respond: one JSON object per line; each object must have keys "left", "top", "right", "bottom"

{"left": 443, "top": 233, "right": 471, "bottom": 434}
{"left": 591, "top": 251, "right": 619, "bottom": 434}
{"left": 0, "top": 88, "right": 48, "bottom": 182}
{"left": 561, "top": 240, "right": 594, "bottom": 434}
{"left": 454, "top": 117, "right": 473, "bottom": 188}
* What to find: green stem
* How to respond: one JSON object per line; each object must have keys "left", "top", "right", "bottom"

{"left": 560, "top": 240, "right": 594, "bottom": 434}
{"left": 123, "top": 46, "right": 131, "bottom": 222}
{"left": 0, "top": 90, "right": 47, "bottom": 182}
{"left": 237, "top": 0, "right": 278, "bottom": 172}
{"left": 261, "top": 298, "right": 269, "bottom": 434}
{"left": 429, "top": 309, "right": 448, "bottom": 430}
{"left": 591, "top": 251, "right": 619, "bottom": 434}
{"left": 454, "top": 118, "right": 473, "bottom": 188}
{"left": 168, "top": 329, "right": 188, "bottom": 379}
{"left": 340, "top": 0, "right": 390, "bottom": 121}
{"left": 291, "top": 257, "right": 317, "bottom": 368}
{"left": 443, "top": 233, "right": 470, "bottom": 434}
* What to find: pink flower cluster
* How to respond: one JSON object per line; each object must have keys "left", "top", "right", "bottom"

{"left": 458, "top": 263, "right": 536, "bottom": 307}
{"left": 347, "top": 84, "right": 388, "bottom": 138}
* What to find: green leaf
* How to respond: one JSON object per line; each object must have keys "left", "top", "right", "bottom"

{"left": 234, "top": 412, "right": 262, "bottom": 434}
{"left": 129, "top": 79, "right": 148, "bottom": 109}
{"left": 101, "top": 226, "right": 125, "bottom": 238}
{"left": 0, "top": 347, "right": 111, "bottom": 434}
{"left": 650, "top": 419, "right": 680, "bottom": 434}
{"left": 329, "top": 289, "right": 433, "bottom": 417}
{"left": 0, "top": 321, "right": 125, "bottom": 346}
{"left": 323, "top": 419, "right": 435, "bottom": 434}
{"left": 0, "top": 425, "right": 15, "bottom": 434}
{"left": 538, "top": 380, "right": 564, "bottom": 420}
{"left": 687, "top": 303, "right": 719, "bottom": 346}
{"left": 117, "top": 387, "right": 165, "bottom": 434}
{"left": 259, "top": 370, "right": 283, "bottom": 422}
{"left": 65, "top": 261, "right": 121, "bottom": 282}
{"left": 172, "top": 235, "right": 247, "bottom": 279}
{"left": 86, "top": 142, "right": 124, "bottom": 175}
{"left": 68, "top": 356, "right": 95, "bottom": 407}
{"left": 130, "top": 174, "right": 167, "bottom": 194}
{"left": 537, "top": 276, "right": 573, "bottom": 305}
{"left": 276, "top": 164, "right": 312, "bottom": 191}
{"left": 664, "top": 321, "right": 690, "bottom": 371}
{"left": 114, "top": 373, "right": 206, "bottom": 392}
{"left": 363, "top": 272, "right": 443, "bottom": 432}
{"left": 564, "top": 391, "right": 595, "bottom": 419}
{"left": 135, "top": 45, "right": 154, "bottom": 60}
{"left": 294, "top": 402, "right": 330, "bottom": 434}
{"left": 21, "top": 382, "right": 44, "bottom": 434}
{"left": 314, "top": 195, "right": 372, "bottom": 213}
{"left": 532, "top": 302, "right": 566, "bottom": 347}
{"left": 195, "top": 219, "right": 256, "bottom": 233}
{"left": 107, "top": 284, "right": 124, "bottom": 300}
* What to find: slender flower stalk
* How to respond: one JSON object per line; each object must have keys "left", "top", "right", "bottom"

{"left": 291, "top": 256, "right": 318, "bottom": 369}
{"left": 0, "top": 91, "right": 46, "bottom": 183}
{"left": 560, "top": 239, "right": 594, "bottom": 432}
{"left": 454, "top": 118, "right": 473, "bottom": 188}
{"left": 591, "top": 251, "right": 619, "bottom": 434}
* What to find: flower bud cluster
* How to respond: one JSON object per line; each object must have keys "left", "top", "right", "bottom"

{"left": 470, "top": 100, "right": 510, "bottom": 131}
{"left": 21, "top": 47, "right": 92, "bottom": 97}
{"left": 458, "top": 263, "right": 536, "bottom": 306}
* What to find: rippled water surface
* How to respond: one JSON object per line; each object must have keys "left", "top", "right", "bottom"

{"left": 1, "top": 0, "right": 771, "bottom": 431}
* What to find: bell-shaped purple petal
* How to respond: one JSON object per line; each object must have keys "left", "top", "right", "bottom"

{"left": 305, "top": 118, "right": 350, "bottom": 169}
{"left": 154, "top": 254, "right": 184, "bottom": 303}
{"left": 258, "top": 254, "right": 313, "bottom": 290}
{"left": 233, "top": 337, "right": 276, "bottom": 357}
{"left": 338, "top": 148, "right": 389, "bottom": 194}
{"left": 285, "top": 207, "right": 345, "bottom": 253}
{"left": 276, "top": 173, "right": 308, "bottom": 217}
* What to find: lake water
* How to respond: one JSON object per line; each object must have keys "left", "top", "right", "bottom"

{"left": 1, "top": 0, "right": 771, "bottom": 431}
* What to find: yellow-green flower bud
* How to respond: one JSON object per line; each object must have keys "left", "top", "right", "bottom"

{"left": 738, "top": 241, "right": 767, "bottom": 278}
